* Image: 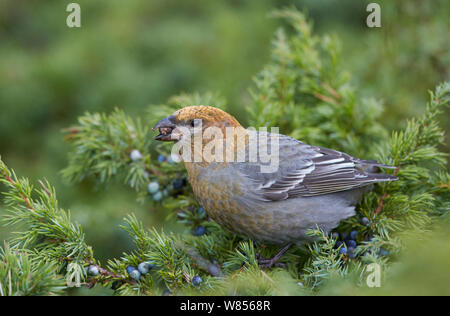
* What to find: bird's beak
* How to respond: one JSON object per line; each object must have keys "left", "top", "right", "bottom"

{"left": 153, "top": 115, "right": 177, "bottom": 141}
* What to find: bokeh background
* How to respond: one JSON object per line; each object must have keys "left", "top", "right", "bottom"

{"left": 1, "top": 0, "right": 449, "bottom": 295}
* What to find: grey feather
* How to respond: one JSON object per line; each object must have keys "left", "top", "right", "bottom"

{"left": 235, "top": 132, "right": 398, "bottom": 201}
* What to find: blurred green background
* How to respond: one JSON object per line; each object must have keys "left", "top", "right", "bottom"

{"left": 0, "top": 0, "right": 449, "bottom": 295}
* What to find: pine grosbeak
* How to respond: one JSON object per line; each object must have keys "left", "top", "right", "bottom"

{"left": 154, "top": 106, "right": 397, "bottom": 265}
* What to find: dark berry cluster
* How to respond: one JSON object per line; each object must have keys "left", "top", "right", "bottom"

{"left": 332, "top": 231, "right": 360, "bottom": 259}
{"left": 333, "top": 216, "right": 390, "bottom": 259}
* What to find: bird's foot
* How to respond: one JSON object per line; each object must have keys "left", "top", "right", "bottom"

{"left": 257, "top": 257, "right": 286, "bottom": 269}
{"left": 256, "top": 243, "right": 292, "bottom": 269}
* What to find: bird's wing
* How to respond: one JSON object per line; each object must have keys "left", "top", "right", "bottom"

{"left": 235, "top": 132, "right": 397, "bottom": 201}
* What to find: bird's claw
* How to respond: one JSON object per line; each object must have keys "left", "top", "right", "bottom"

{"left": 257, "top": 257, "right": 286, "bottom": 269}
{"left": 256, "top": 243, "right": 292, "bottom": 269}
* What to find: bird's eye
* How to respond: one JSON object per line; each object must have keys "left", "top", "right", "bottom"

{"left": 191, "top": 119, "right": 201, "bottom": 127}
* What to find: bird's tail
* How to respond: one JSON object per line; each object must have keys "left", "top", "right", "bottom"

{"left": 367, "top": 173, "right": 398, "bottom": 182}
{"left": 359, "top": 159, "right": 397, "bottom": 169}
{"left": 357, "top": 159, "right": 399, "bottom": 181}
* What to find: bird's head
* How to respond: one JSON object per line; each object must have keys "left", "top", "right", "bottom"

{"left": 153, "top": 106, "right": 242, "bottom": 142}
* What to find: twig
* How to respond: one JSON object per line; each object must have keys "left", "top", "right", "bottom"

{"left": 85, "top": 263, "right": 135, "bottom": 289}
{"left": 323, "top": 84, "right": 342, "bottom": 100}
{"left": 313, "top": 92, "right": 338, "bottom": 105}
{"left": 180, "top": 242, "right": 223, "bottom": 277}
{"left": 260, "top": 270, "right": 275, "bottom": 284}
{"left": 375, "top": 193, "right": 388, "bottom": 216}
{"left": 1, "top": 170, "right": 33, "bottom": 210}
{"left": 38, "top": 180, "right": 52, "bottom": 197}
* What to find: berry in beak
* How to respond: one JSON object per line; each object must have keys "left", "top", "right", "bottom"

{"left": 153, "top": 115, "right": 177, "bottom": 141}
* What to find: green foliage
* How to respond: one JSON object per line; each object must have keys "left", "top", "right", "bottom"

{"left": 346, "top": 1, "right": 450, "bottom": 133}
{"left": 0, "top": 243, "right": 66, "bottom": 296}
{"left": 248, "top": 9, "right": 387, "bottom": 157}
{"left": 0, "top": 160, "right": 92, "bottom": 264}
{"left": 1, "top": 8, "right": 449, "bottom": 296}
{"left": 62, "top": 110, "right": 153, "bottom": 190}
{"left": 302, "top": 229, "right": 349, "bottom": 289}
{"left": 319, "top": 223, "right": 450, "bottom": 296}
